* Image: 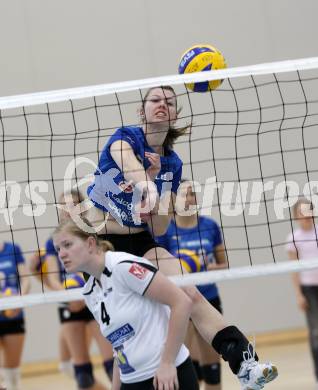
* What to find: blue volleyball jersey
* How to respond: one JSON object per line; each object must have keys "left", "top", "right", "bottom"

{"left": 156, "top": 217, "right": 222, "bottom": 300}
{"left": 87, "top": 126, "right": 182, "bottom": 228}
{"left": 0, "top": 242, "right": 25, "bottom": 321}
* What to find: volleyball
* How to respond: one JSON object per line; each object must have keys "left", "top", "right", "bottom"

{"left": 178, "top": 44, "right": 226, "bottom": 92}
{"left": 1, "top": 287, "right": 18, "bottom": 318}
{"left": 175, "top": 249, "right": 202, "bottom": 273}
{"left": 64, "top": 274, "right": 85, "bottom": 289}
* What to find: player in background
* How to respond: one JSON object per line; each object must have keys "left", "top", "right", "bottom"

{"left": 0, "top": 241, "right": 30, "bottom": 390}
{"left": 156, "top": 179, "right": 228, "bottom": 390}
{"left": 286, "top": 198, "right": 318, "bottom": 388}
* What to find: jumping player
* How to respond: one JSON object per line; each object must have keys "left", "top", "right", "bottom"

{"left": 85, "top": 85, "right": 278, "bottom": 389}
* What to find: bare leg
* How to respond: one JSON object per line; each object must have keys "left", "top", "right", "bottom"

{"left": 144, "top": 247, "right": 226, "bottom": 344}
{"left": 195, "top": 327, "right": 221, "bottom": 390}
{"left": 2, "top": 334, "right": 24, "bottom": 390}
{"left": 62, "top": 322, "right": 109, "bottom": 390}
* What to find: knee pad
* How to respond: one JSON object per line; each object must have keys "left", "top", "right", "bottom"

{"left": 192, "top": 360, "right": 203, "bottom": 381}
{"left": 201, "top": 363, "right": 221, "bottom": 385}
{"left": 74, "top": 363, "right": 95, "bottom": 389}
{"left": 103, "top": 359, "right": 114, "bottom": 381}
{"left": 212, "top": 326, "right": 259, "bottom": 375}
{"left": 3, "top": 367, "right": 21, "bottom": 390}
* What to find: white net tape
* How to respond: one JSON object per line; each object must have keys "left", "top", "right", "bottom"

{"left": 1, "top": 258, "right": 318, "bottom": 310}
{"left": 1, "top": 57, "right": 318, "bottom": 109}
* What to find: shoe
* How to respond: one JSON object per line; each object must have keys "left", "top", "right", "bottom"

{"left": 237, "top": 343, "right": 278, "bottom": 389}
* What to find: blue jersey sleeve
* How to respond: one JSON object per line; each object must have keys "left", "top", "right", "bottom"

{"left": 212, "top": 221, "right": 223, "bottom": 247}
{"left": 107, "top": 127, "right": 140, "bottom": 156}
{"left": 45, "top": 238, "right": 57, "bottom": 256}
{"left": 12, "top": 244, "right": 25, "bottom": 265}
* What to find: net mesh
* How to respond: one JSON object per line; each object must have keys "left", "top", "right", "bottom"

{"left": 1, "top": 57, "right": 318, "bottom": 308}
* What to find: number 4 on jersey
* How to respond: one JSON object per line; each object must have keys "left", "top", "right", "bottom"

{"left": 101, "top": 302, "right": 110, "bottom": 325}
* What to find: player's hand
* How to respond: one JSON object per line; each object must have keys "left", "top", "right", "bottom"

{"left": 297, "top": 293, "right": 309, "bottom": 312}
{"left": 153, "top": 362, "right": 179, "bottom": 390}
{"left": 68, "top": 300, "right": 85, "bottom": 313}
{"left": 145, "top": 152, "right": 161, "bottom": 181}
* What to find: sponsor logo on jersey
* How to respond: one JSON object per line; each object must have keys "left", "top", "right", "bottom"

{"left": 106, "top": 323, "right": 135, "bottom": 347}
{"left": 129, "top": 263, "right": 149, "bottom": 280}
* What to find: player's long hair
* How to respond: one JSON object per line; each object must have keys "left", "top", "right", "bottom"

{"left": 53, "top": 217, "right": 114, "bottom": 253}
{"left": 141, "top": 86, "right": 189, "bottom": 150}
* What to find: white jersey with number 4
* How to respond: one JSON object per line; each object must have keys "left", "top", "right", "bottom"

{"left": 83, "top": 251, "right": 189, "bottom": 384}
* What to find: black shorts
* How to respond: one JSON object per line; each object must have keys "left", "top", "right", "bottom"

{"left": 58, "top": 305, "right": 94, "bottom": 324}
{"left": 83, "top": 231, "right": 163, "bottom": 282}
{"left": 120, "top": 357, "right": 199, "bottom": 390}
{"left": 0, "top": 318, "right": 25, "bottom": 336}
{"left": 99, "top": 230, "right": 163, "bottom": 257}
{"left": 208, "top": 296, "right": 223, "bottom": 314}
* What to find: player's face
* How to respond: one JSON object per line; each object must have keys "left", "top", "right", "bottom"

{"left": 54, "top": 232, "right": 88, "bottom": 273}
{"left": 295, "top": 202, "right": 314, "bottom": 230}
{"left": 184, "top": 185, "right": 197, "bottom": 210}
{"left": 143, "top": 88, "right": 177, "bottom": 128}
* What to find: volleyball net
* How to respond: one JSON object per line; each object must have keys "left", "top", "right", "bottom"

{"left": 1, "top": 57, "right": 318, "bottom": 309}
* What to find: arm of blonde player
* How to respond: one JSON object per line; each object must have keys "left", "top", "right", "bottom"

{"left": 145, "top": 271, "right": 192, "bottom": 390}
{"left": 45, "top": 255, "right": 85, "bottom": 313}
{"left": 288, "top": 249, "right": 308, "bottom": 312}
{"left": 112, "top": 359, "right": 121, "bottom": 390}
{"left": 207, "top": 243, "right": 229, "bottom": 271}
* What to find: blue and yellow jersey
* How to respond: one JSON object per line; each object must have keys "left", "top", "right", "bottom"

{"left": 0, "top": 242, "right": 25, "bottom": 321}
{"left": 156, "top": 217, "right": 223, "bottom": 300}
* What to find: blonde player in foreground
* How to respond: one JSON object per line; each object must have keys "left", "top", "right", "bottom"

{"left": 53, "top": 216, "right": 278, "bottom": 390}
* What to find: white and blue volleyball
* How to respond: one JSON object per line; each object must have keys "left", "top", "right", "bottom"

{"left": 178, "top": 44, "right": 226, "bottom": 92}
